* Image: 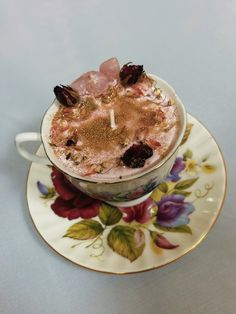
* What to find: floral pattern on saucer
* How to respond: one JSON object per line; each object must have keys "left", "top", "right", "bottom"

{"left": 27, "top": 114, "right": 226, "bottom": 273}
{"left": 36, "top": 123, "right": 217, "bottom": 262}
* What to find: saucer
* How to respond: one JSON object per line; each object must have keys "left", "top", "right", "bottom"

{"left": 26, "top": 114, "right": 226, "bottom": 274}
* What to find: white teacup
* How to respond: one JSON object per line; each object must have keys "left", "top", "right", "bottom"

{"left": 15, "top": 75, "right": 186, "bottom": 207}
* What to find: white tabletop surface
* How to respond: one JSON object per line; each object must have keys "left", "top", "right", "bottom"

{"left": 1, "top": 0, "right": 235, "bottom": 313}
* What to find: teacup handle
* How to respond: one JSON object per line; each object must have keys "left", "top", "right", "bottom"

{"left": 15, "top": 132, "right": 52, "bottom": 165}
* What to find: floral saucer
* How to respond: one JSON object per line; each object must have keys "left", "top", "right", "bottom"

{"left": 26, "top": 114, "right": 226, "bottom": 274}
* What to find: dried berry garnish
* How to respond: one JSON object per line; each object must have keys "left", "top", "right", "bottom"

{"left": 66, "top": 139, "right": 76, "bottom": 146}
{"left": 121, "top": 142, "right": 153, "bottom": 168}
{"left": 66, "top": 153, "right": 71, "bottom": 160}
{"left": 54, "top": 85, "right": 80, "bottom": 107}
{"left": 119, "top": 63, "right": 144, "bottom": 86}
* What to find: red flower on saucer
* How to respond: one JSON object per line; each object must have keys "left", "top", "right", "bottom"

{"left": 50, "top": 167, "right": 101, "bottom": 220}
{"left": 120, "top": 198, "right": 155, "bottom": 224}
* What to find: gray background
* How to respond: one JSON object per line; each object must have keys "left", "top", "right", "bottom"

{"left": 1, "top": 0, "right": 235, "bottom": 313}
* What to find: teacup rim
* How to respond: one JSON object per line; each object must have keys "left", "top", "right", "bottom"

{"left": 40, "top": 74, "right": 187, "bottom": 184}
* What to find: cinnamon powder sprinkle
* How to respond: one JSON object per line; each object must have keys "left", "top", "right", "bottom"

{"left": 77, "top": 117, "right": 128, "bottom": 152}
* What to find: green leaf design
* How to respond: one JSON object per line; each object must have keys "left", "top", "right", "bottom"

{"left": 158, "top": 182, "right": 168, "bottom": 193}
{"left": 64, "top": 220, "right": 104, "bottom": 240}
{"left": 154, "top": 223, "right": 192, "bottom": 234}
{"left": 150, "top": 230, "right": 158, "bottom": 241}
{"left": 202, "top": 156, "right": 209, "bottom": 162}
{"left": 174, "top": 177, "right": 198, "bottom": 190}
{"left": 107, "top": 226, "right": 145, "bottom": 262}
{"left": 183, "top": 149, "right": 193, "bottom": 161}
{"left": 180, "top": 123, "right": 193, "bottom": 145}
{"left": 172, "top": 190, "right": 192, "bottom": 197}
{"left": 99, "top": 203, "right": 122, "bottom": 226}
{"left": 41, "top": 187, "right": 55, "bottom": 199}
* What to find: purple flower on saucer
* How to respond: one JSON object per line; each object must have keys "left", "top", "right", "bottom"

{"left": 156, "top": 194, "right": 195, "bottom": 227}
{"left": 167, "top": 157, "right": 185, "bottom": 182}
